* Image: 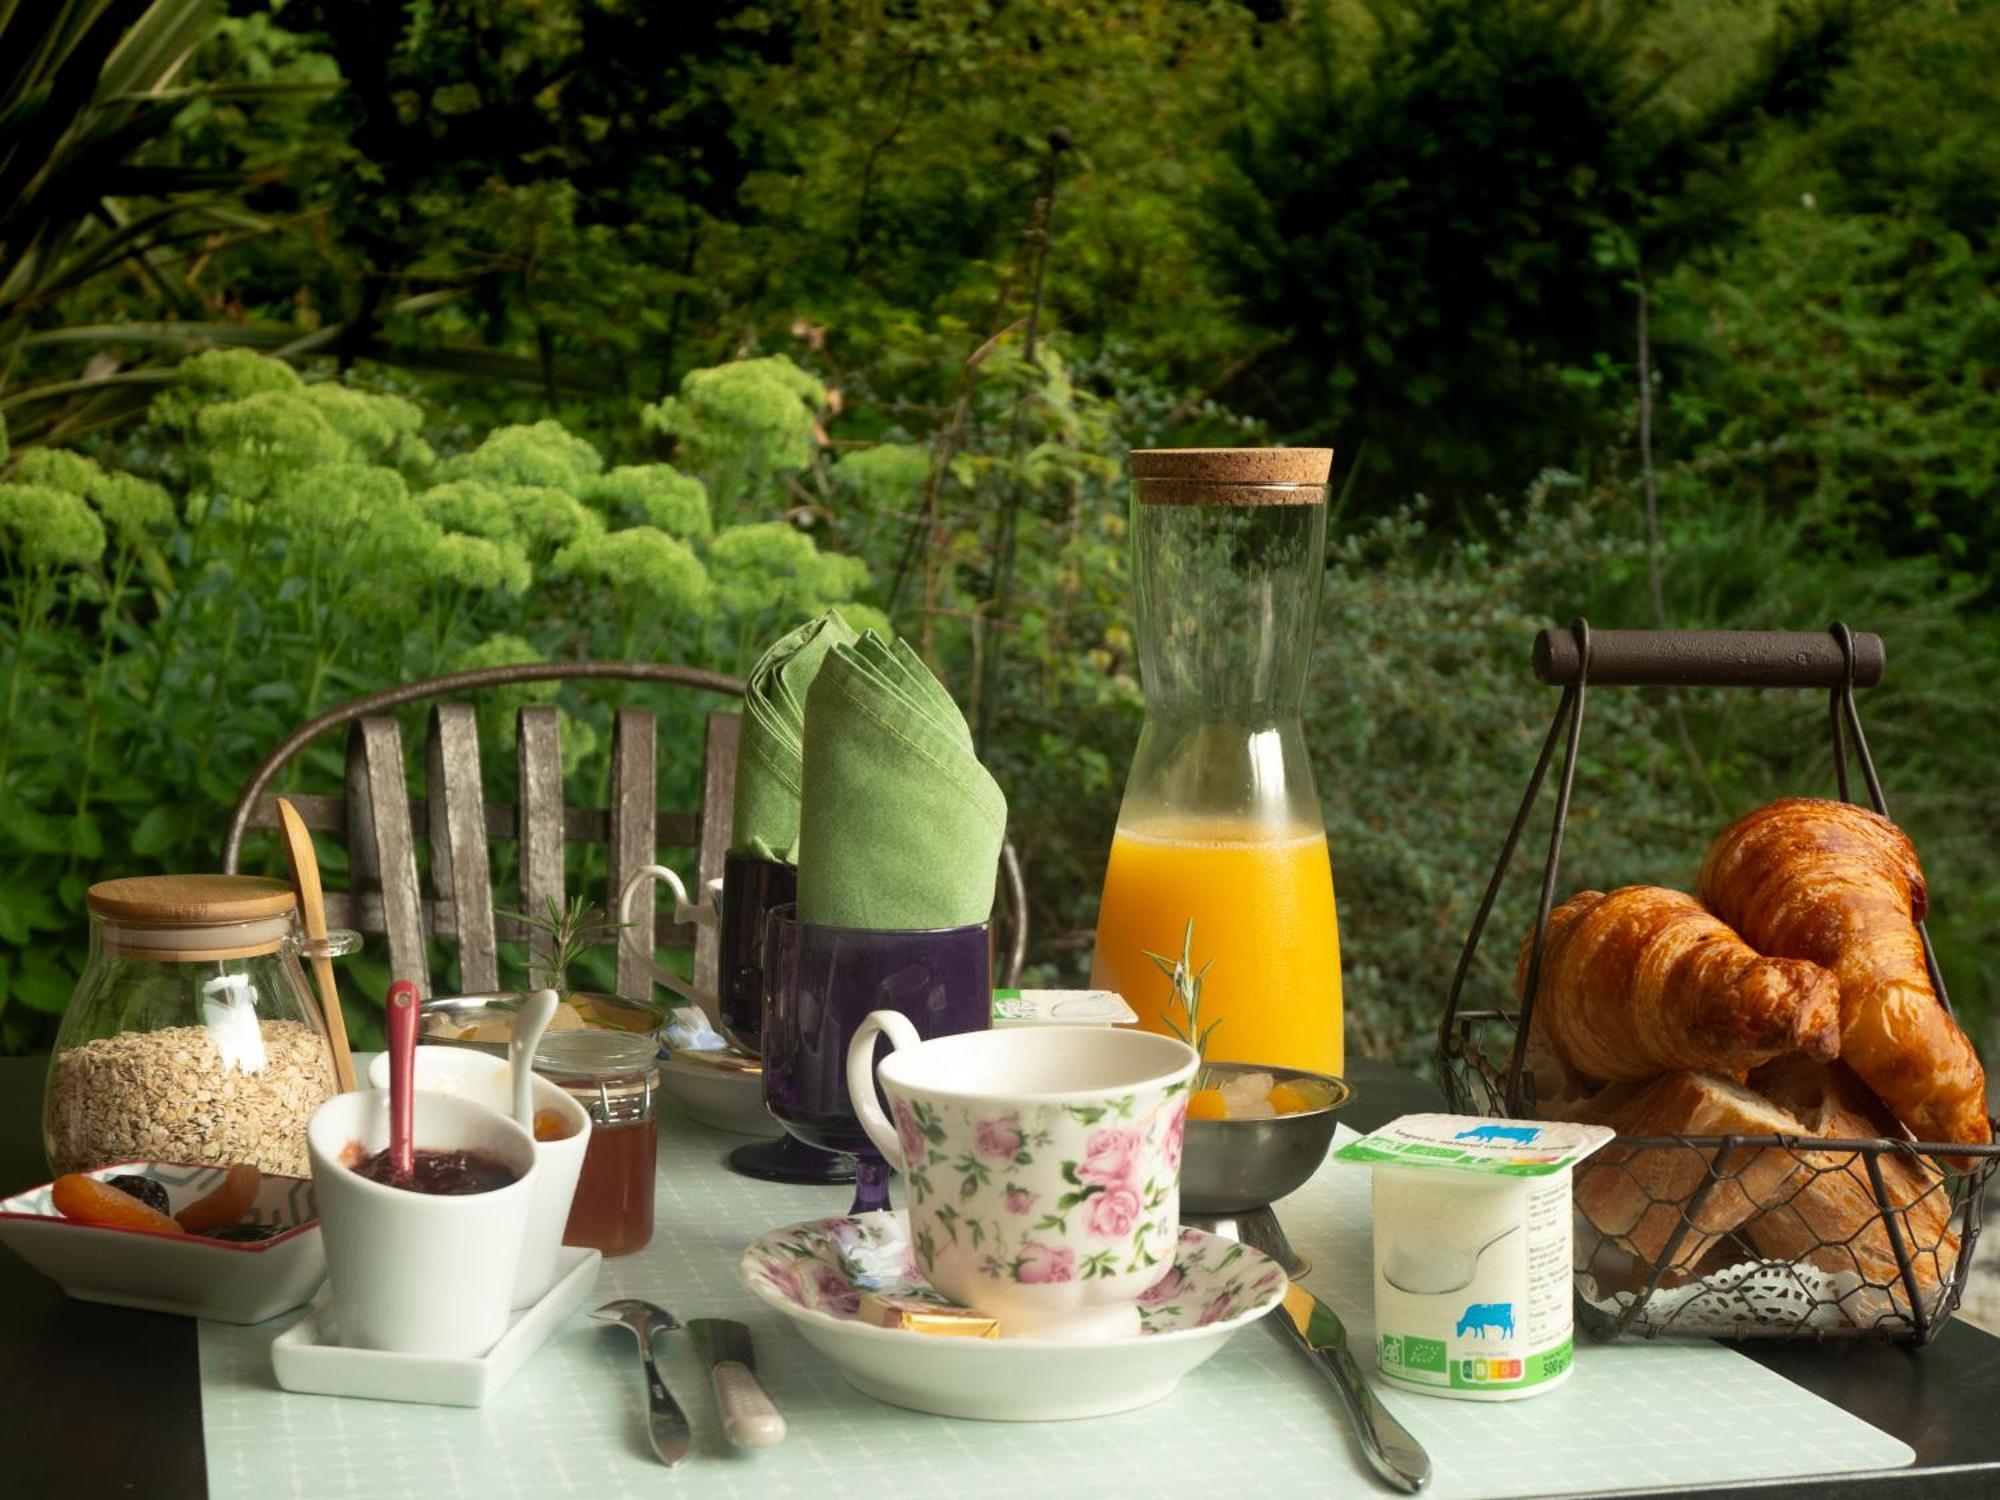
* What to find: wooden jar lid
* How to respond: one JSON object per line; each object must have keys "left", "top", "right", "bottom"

{"left": 1131, "top": 447, "right": 1334, "bottom": 505}
{"left": 87, "top": 874, "right": 297, "bottom": 925}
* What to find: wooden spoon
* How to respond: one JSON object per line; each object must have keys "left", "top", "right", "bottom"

{"left": 276, "top": 798, "right": 358, "bottom": 1093}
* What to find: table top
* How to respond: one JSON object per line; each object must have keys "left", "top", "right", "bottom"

{"left": 3, "top": 1052, "right": 1998, "bottom": 1499}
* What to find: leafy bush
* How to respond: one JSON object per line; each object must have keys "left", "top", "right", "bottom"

{"left": 1203, "top": 0, "right": 1874, "bottom": 503}
{"left": 0, "top": 351, "right": 871, "bottom": 1050}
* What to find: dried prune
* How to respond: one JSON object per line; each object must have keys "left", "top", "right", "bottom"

{"left": 200, "top": 1223, "right": 283, "bottom": 1243}
{"left": 107, "top": 1174, "right": 172, "bottom": 1217}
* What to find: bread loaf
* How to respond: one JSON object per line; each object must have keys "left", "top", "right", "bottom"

{"left": 1569, "top": 1071, "right": 1807, "bottom": 1275}
{"left": 1743, "top": 1057, "right": 1959, "bottom": 1303}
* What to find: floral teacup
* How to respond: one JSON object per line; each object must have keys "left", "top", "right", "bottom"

{"left": 846, "top": 1011, "right": 1197, "bottom": 1339}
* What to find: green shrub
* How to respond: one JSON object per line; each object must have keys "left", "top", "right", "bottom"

{"left": 0, "top": 351, "right": 871, "bottom": 1050}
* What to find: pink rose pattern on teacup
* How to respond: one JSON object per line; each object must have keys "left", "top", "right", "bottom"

{"left": 893, "top": 1097, "right": 930, "bottom": 1168}
{"left": 1015, "top": 1240, "right": 1075, "bottom": 1283}
{"left": 1162, "top": 1101, "right": 1187, "bottom": 1172}
{"left": 888, "top": 1080, "right": 1192, "bottom": 1290}
{"left": 1076, "top": 1127, "right": 1141, "bottom": 1188}
{"left": 976, "top": 1114, "right": 1025, "bottom": 1161}
{"left": 741, "top": 1214, "right": 1282, "bottom": 1336}
{"left": 1086, "top": 1182, "right": 1144, "bottom": 1238}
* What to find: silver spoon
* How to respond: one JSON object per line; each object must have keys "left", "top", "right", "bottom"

{"left": 593, "top": 1299, "right": 693, "bottom": 1467}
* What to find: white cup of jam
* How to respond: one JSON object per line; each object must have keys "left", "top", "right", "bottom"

{"left": 367, "top": 1047, "right": 591, "bottom": 1307}
{"left": 307, "top": 1088, "right": 538, "bottom": 1356}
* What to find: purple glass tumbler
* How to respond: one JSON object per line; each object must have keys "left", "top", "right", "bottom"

{"left": 719, "top": 853, "right": 852, "bottom": 1187}
{"left": 761, "top": 903, "right": 991, "bottom": 1213}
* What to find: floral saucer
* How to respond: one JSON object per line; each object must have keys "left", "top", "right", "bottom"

{"left": 738, "top": 1212, "right": 1286, "bottom": 1420}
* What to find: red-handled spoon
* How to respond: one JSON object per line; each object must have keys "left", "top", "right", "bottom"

{"left": 386, "top": 980, "right": 422, "bottom": 1180}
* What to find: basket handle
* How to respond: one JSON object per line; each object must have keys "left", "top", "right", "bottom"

{"left": 1533, "top": 628, "right": 1884, "bottom": 689}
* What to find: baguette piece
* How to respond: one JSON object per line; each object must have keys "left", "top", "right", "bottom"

{"left": 1519, "top": 886, "right": 1842, "bottom": 1085}
{"left": 1569, "top": 1070, "right": 1808, "bottom": 1274}
{"left": 1699, "top": 797, "right": 1990, "bottom": 1151}
{"left": 1744, "top": 1057, "right": 1959, "bottom": 1302}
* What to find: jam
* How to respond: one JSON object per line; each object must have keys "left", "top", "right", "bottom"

{"left": 345, "top": 1145, "right": 519, "bottom": 1195}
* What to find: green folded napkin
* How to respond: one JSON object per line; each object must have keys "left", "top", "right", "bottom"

{"left": 731, "top": 609, "right": 858, "bottom": 861}
{"left": 795, "top": 632, "right": 1008, "bottom": 929}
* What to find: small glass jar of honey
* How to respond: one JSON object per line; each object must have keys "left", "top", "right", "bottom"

{"left": 534, "top": 1031, "right": 658, "bottom": 1256}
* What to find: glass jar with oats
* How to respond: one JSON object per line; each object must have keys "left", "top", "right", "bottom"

{"left": 45, "top": 875, "right": 359, "bottom": 1177}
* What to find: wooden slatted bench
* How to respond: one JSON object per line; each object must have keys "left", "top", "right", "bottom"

{"left": 220, "top": 660, "right": 1029, "bottom": 1009}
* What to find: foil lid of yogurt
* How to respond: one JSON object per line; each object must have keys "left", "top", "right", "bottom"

{"left": 1335, "top": 1112, "right": 1614, "bottom": 1176}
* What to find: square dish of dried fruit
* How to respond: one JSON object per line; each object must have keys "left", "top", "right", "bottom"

{"left": 0, "top": 1161, "right": 324, "bottom": 1323}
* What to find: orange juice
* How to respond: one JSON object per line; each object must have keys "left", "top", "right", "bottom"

{"left": 1089, "top": 816, "right": 1343, "bottom": 1074}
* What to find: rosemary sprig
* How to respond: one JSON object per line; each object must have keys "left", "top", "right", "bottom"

{"left": 1143, "top": 918, "right": 1217, "bottom": 1085}
{"left": 506, "top": 894, "right": 627, "bottom": 994}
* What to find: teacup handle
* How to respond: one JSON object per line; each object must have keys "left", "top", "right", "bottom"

{"left": 616, "top": 864, "right": 719, "bottom": 1010}
{"left": 846, "top": 1009, "right": 923, "bottom": 1172}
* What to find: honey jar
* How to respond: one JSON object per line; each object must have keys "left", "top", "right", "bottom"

{"left": 534, "top": 1030, "right": 658, "bottom": 1256}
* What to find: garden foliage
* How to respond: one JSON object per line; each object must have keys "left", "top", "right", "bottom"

{"left": 2, "top": 0, "right": 1997, "bottom": 1065}
{"left": 0, "top": 351, "right": 872, "bottom": 1047}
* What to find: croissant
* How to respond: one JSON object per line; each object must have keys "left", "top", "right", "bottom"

{"left": 1518, "top": 886, "right": 1842, "bottom": 1085}
{"left": 1698, "top": 798, "right": 1989, "bottom": 1149}
{"left": 1743, "top": 1057, "right": 1959, "bottom": 1306}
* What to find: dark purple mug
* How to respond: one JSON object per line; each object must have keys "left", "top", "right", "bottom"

{"left": 718, "top": 851, "right": 798, "bottom": 1050}
{"left": 761, "top": 903, "right": 991, "bottom": 1213}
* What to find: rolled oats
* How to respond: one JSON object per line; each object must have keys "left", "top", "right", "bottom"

{"left": 49, "top": 1020, "right": 336, "bottom": 1176}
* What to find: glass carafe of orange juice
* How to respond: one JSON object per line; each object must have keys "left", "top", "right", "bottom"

{"left": 1090, "top": 448, "right": 1342, "bottom": 1075}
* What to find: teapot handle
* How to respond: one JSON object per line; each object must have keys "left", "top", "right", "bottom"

{"left": 617, "top": 864, "right": 719, "bottom": 1010}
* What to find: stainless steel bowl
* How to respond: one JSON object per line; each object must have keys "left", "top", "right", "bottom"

{"left": 1179, "top": 1061, "right": 1352, "bottom": 1215}
{"left": 419, "top": 991, "right": 667, "bottom": 1057}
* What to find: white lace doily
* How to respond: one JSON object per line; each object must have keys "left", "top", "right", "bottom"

{"left": 1578, "top": 1256, "right": 1914, "bottom": 1335}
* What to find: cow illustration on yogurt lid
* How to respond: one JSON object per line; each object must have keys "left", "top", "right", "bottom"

{"left": 1334, "top": 1112, "right": 1614, "bottom": 1176}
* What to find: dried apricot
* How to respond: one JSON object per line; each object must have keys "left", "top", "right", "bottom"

{"left": 533, "top": 1108, "right": 575, "bottom": 1142}
{"left": 1268, "top": 1082, "right": 1316, "bottom": 1115}
{"left": 175, "top": 1163, "right": 262, "bottom": 1234}
{"left": 1186, "top": 1088, "right": 1229, "bottom": 1121}
{"left": 52, "top": 1173, "right": 183, "bottom": 1234}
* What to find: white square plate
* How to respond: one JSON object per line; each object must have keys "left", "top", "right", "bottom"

{"left": 271, "top": 1244, "right": 601, "bottom": 1406}
{"left": 0, "top": 1162, "right": 322, "bottom": 1324}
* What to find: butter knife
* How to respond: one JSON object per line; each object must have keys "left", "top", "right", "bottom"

{"left": 1279, "top": 1282, "right": 1432, "bottom": 1493}
{"left": 688, "top": 1318, "right": 786, "bottom": 1449}
{"left": 593, "top": 1299, "right": 694, "bottom": 1467}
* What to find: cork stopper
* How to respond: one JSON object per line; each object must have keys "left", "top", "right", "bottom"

{"left": 1131, "top": 447, "right": 1333, "bottom": 506}
{"left": 88, "top": 874, "right": 297, "bottom": 926}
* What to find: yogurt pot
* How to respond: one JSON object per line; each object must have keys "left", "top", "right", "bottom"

{"left": 1336, "top": 1113, "right": 1613, "bottom": 1402}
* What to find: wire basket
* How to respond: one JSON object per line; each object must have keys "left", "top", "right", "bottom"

{"left": 1437, "top": 621, "right": 2000, "bottom": 1344}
